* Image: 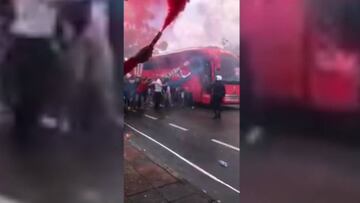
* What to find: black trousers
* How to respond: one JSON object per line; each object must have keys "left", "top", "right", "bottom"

{"left": 137, "top": 92, "right": 147, "bottom": 108}
{"left": 3, "top": 36, "right": 58, "bottom": 134}
{"left": 153, "top": 92, "right": 162, "bottom": 109}
{"left": 212, "top": 96, "right": 222, "bottom": 117}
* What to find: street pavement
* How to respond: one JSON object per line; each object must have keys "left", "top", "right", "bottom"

{"left": 0, "top": 112, "right": 123, "bottom": 203}
{"left": 241, "top": 119, "right": 360, "bottom": 203}
{"left": 124, "top": 105, "right": 240, "bottom": 203}
{"left": 124, "top": 138, "right": 214, "bottom": 203}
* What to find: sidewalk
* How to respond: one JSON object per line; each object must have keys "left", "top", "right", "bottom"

{"left": 124, "top": 139, "right": 214, "bottom": 203}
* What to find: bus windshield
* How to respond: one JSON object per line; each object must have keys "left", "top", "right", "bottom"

{"left": 217, "top": 54, "right": 240, "bottom": 84}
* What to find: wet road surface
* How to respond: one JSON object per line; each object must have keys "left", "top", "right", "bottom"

{"left": 124, "top": 106, "right": 240, "bottom": 202}
{"left": 241, "top": 122, "right": 360, "bottom": 203}
{"left": 0, "top": 112, "right": 123, "bottom": 203}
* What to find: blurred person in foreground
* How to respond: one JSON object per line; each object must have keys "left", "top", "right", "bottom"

{"left": 0, "top": 0, "right": 154, "bottom": 134}
{"left": 55, "top": 0, "right": 115, "bottom": 131}
{"left": 240, "top": 38, "right": 264, "bottom": 145}
{"left": 2, "top": 0, "right": 61, "bottom": 136}
{"left": 210, "top": 75, "right": 226, "bottom": 119}
{"left": 0, "top": 0, "right": 154, "bottom": 202}
{"left": 56, "top": 0, "right": 154, "bottom": 131}
{"left": 0, "top": 1, "right": 125, "bottom": 202}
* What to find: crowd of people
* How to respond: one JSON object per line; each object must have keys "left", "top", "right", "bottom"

{"left": 124, "top": 73, "right": 227, "bottom": 120}
{"left": 124, "top": 75, "right": 188, "bottom": 112}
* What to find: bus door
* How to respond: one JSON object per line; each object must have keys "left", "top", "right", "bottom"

{"left": 215, "top": 54, "right": 240, "bottom": 104}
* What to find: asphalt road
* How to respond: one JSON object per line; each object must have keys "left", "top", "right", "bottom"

{"left": 124, "top": 105, "right": 240, "bottom": 203}
{"left": 241, "top": 121, "right": 360, "bottom": 203}
{"left": 0, "top": 113, "right": 123, "bottom": 203}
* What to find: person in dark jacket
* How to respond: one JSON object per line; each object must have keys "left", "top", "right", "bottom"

{"left": 210, "top": 75, "right": 226, "bottom": 119}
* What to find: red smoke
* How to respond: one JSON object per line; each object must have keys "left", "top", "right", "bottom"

{"left": 162, "top": 0, "right": 188, "bottom": 31}
{"left": 124, "top": 0, "right": 188, "bottom": 56}
{"left": 151, "top": 0, "right": 188, "bottom": 46}
{"left": 124, "top": 0, "right": 163, "bottom": 57}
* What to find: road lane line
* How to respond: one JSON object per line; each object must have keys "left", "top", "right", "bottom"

{"left": 125, "top": 123, "right": 240, "bottom": 194}
{"left": 144, "top": 114, "right": 158, "bottom": 120}
{"left": 211, "top": 139, "right": 240, "bottom": 152}
{"left": 169, "top": 123, "right": 189, "bottom": 131}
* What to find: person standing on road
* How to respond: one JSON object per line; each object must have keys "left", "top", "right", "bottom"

{"left": 152, "top": 77, "right": 163, "bottom": 110}
{"left": 136, "top": 77, "right": 149, "bottom": 109}
{"left": 127, "top": 74, "right": 136, "bottom": 110}
{"left": 166, "top": 84, "right": 172, "bottom": 107}
{"left": 210, "top": 75, "right": 225, "bottom": 119}
{"left": 162, "top": 78, "right": 170, "bottom": 107}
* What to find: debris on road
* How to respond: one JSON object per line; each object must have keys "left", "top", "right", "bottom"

{"left": 218, "top": 160, "right": 229, "bottom": 168}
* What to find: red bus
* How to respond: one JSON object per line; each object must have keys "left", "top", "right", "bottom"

{"left": 133, "top": 47, "right": 240, "bottom": 105}
{"left": 242, "top": 0, "right": 360, "bottom": 119}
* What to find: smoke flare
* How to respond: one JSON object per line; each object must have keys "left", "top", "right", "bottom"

{"left": 162, "top": 0, "right": 187, "bottom": 31}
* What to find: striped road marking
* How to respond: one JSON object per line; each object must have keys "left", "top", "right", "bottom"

{"left": 211, "top": 139, "right": 240, "bottom": 151}
{"left": 169, "top": 123, "right": 189, "bottom": 131}
{"left": 125, "top": 123, "right": 240, "bottom": 194}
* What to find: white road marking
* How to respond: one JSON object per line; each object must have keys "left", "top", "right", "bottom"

{"left": 169, "top": 123, "right": 188, "bottom": 131}
{"left": 125, "top": 123, "right": 240, "bottom": 194}
{"left": 144, "top": 114, "right": 158, "bottom": 120}
{"left": 211, "top": 139, "right": 240, "bottom": 152}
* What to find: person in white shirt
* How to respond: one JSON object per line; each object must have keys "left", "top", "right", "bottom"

{"left": 153, "top": 78, "right": 163, "bottom": 92}
{"left": 152, "top": 78, "right": 163, "bottom": 110}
